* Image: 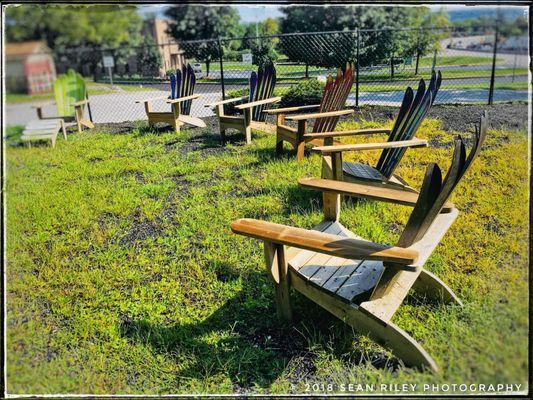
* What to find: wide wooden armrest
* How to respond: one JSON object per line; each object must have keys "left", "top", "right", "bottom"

{"left": 304, "top": 128, "right": 391, "bottom": 140}
{"left": 73, "top": 99, "right": 90, "bottom": 107}
{"left": 298, "top": 178, "right": 453, "bottom": 212}
{"left": 135, "top": 95, "right": 169, "bottom": 104}
{"left": 313, "top": 138, "right": 428, "bottom": 153}
{"left": 166, "top": 94, "right": 200, "bottom": 104}
{"left": 235, "top": 96, "right": 282, "bottom": 110}
{"left": 31, "top": 102, "right": 55, "bottom": 108}
{"left": 263, "top": 104, "right": 321, "bottom": 114}
{"left": 231, "top": 218, "right": 418, "bottom": 265}
{"left": 285, "top": 109, "right": 354, "bottom": 121}
{"left": 205, "top": 96, "right": 248, "bottom": 107}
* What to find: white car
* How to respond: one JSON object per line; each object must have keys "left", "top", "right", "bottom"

{"left": 191, "top": 63, "right": 202, "bottom": 74}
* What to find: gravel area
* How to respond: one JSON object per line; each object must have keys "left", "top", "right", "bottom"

{"left": 349, "top": 102, "right": 528, "bottom": 133}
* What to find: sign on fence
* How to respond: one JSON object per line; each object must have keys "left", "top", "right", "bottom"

{"left": 103, "top": 56, "right": 115, "bottom": 68}
{"left": 241, "top": 53, "right": 253, "bottom": 64}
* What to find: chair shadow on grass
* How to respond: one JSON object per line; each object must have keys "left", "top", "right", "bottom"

{"left": 119, "top": 260, "right": 406, "bottom": 392}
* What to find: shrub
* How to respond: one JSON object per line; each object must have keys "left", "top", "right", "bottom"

{"left": 279, "top": 79, "right": 324, "bottom": 108}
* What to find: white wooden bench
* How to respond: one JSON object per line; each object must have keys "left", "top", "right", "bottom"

{"left": 21, "top": 119, "right": 66, "bottom": 148}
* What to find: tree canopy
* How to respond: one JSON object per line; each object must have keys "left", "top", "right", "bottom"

{"left": 5, "top": 5, "right": 142, "bottom": 50}
{"left": 165, "top": 5, "right": 241, "bottom": 75}
{"left": 278, "top": 5, "right": 451, "bottom": 68}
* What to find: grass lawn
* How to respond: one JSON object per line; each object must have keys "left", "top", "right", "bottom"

{"left": 5, "top": 116, "right": 528, "bottom": 395}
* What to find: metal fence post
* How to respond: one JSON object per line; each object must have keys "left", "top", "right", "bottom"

{"left": 488, "top": 25, "right": 499, "bottom": 105}
{"left": 414, "top": 29, "right": 420, "bottom": 75}
{"left": 355, "top": 28, "right": 359, "bottom": 108}
{"left": 218, "top": 38, "right": 226, "bottom": 100}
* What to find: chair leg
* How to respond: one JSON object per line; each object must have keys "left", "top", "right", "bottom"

{"left": 61, "top": 120, "right": 67, "bottom": 140}
{"left": 264, "top": 241, "right": 293, "bottom": 323}
{"left": 244, "top": 108, "right": 252, "bottom": 144}
{"left": 245, "top": 126, "right": 252, "bottom": 144}
{"left": 220, "top": 128, "right": 226, "bottom": 145}
{"left": 75, "top": 106, "right": 83, "bottom": 133}
{"left": 275, "top": 136, "right": 284, "bottom": 155}
{"left": 413, "top": 269, "right": 463, "bottom": 305}
{"left": 296, "top": 140, "right": 305, "bottom": 161}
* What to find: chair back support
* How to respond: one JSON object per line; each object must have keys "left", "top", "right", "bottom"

{"left": 375, "top": 70, "right": 442, "bottom": 179}
{"left": 54, "top": 69, "right": 87, "bottom": 117}
{"left": 312, "top": 63, "right": 355, "bottom": 133}
{"left": 397, "top": 112, "right": 488, "bottom": 247}
{"left": 170, "top": 63, "right": 196, "bottom": 115}
{"left": 249, "top": 63, "right": 277, "bottom": 122}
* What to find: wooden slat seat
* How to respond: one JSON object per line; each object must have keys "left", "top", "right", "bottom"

{"left": 289, "top": 221, "right": 385, "bottom": 304}
{"left": 21, "top": 119, "right": 66, "bottom": 148}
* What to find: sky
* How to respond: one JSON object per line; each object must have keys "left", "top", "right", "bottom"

{"left": 137, "top": 4, "right": 527, "bottom": 23}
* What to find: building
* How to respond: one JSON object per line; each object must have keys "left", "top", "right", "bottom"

{"left": 142, "top": 19, "right": 185, "bottom": 76}
{"left": 5, "top": 40, "right": 57, "bottom": 94}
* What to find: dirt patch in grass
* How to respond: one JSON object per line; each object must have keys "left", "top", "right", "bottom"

{"left": 93, "top": 122, "right": 138, "bottom": 135}
{"left": 119, "top": 209, "right": 162, "bottom": 246}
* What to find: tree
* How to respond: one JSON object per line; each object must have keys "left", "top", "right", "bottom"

{"left": 136, "top": 35, "right": 162, "bottom": 76}
{"left": 5, "top": 5, "right": 143, "bottom": 77}
{"left": 5, "top": 5, "right": 141, "bottom": 49}
{"left": 249, "top": 18, "right": 280, "bottom": 67}
{"left": 277, "top": 5, "right": 450, "bottom": 68}
{"left": 165, "top": 5, "right": 240, "bottom": 77}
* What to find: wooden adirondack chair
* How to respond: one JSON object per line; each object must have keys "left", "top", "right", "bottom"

{"left": 308, "top": 71, "right": 442, "bottom": 192}
{"left": 206, "top": 63, "right": 281, "bottom": 144}
{"left": 33, "top": 69, "right": 94, "bottom": 133}
{"left": 231, "top": 113, "right": 488, "bottom": 372}
{"left": 264, "top": 63, "right": 356, "bottom": 161}
{"left": 137, "top": 64, "right": 206, "bottom": 133}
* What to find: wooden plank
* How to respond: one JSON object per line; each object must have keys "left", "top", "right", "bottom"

{"left": 286, "top": 109, "right": 354, "bottom": 121}
{"left": 231, "top": 218, "right": 418, "bottom": 265}
{"left": 178, "top": 114, "right": 206, "bottom": 128}
{"left": 288, "top": 220, "right": 340, "bottom": 268}
{"left": 335, "top": 260, "right": 384, "bottom": 302}
{"left": 314, "top": 138, "right": 428, "bottom": 153}
{"left": 250, "top": 121, "right": 276, "bottom": 134}
{"left": 298, "top": 178, "right": 454, "bottom": 212}
{"left": 321, "top": 258, "right": 362, "bottom": 293}
{"left": 265, "top": 104, "right": 321, "bottom": 114}
{"left": 303, "top": 128, "right": 390, "bottom": 139}
{"left": 235, "top": 96, "right": 281, "bottom": 110}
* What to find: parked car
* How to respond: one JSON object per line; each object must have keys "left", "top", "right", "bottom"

{"left": 192, "top": 63, "right": 202, "bottom": 74}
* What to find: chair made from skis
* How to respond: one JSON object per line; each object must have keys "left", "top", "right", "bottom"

{"left": 206, "top": 63, "right": 280, "bottom": 144}
{"left": 304, "top": 71, "right": 442, "bottom": 192}
{"left": 264, "top": 63, "right": 355, "bottom": 161}
{"left": 231, "top": 113, "right": 487, "bottom": 372}
{"left": 137, "top": 63, "right": 205, "bottom": 133}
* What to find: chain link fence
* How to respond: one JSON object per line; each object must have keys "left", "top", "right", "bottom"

{"left": 6, "top": 25, "right": 528, "bottom": 125}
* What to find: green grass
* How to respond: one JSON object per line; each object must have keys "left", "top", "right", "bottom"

{"left": 418, "top": 55, "right": 496, "bottom": 67}
{"left": 5, "top": 116, "right": 528, "bottom": 395}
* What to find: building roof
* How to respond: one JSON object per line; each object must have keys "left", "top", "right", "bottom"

{"left": 5, "top": 40, "right": 50, "bottom": 57}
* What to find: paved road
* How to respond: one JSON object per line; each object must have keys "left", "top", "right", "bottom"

{"left": 350, "top": 89, "right": 528, "bottom": 106}
{"left": 5, "top": 75, "right": 529, "bottom": 126}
